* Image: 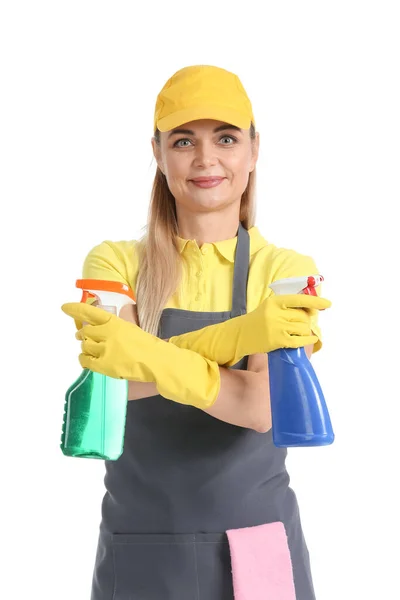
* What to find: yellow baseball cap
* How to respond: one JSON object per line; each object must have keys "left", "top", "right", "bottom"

{"left": 154, "top": 65, "right": 255, "bottom": 133}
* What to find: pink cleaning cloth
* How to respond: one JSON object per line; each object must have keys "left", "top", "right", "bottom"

{"left": 226, "top": 521, "right": 296, "bottom": 600}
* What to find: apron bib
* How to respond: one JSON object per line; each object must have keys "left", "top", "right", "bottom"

{"left": 90, "top": 222, "right": 316, "bottom": 600}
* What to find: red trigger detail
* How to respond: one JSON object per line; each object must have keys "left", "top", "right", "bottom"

{"left": 303, "top": 286, "right": 317, "bottom": 296}
{"left": 307, "top": 276, "right": 316, "bottom": 287}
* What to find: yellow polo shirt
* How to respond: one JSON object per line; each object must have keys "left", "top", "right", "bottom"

{"left": 82, "top": 226, "right": 323, "bottom": 352}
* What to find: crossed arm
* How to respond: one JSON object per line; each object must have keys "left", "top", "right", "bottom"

{"left": 120, "top": 305, "right": 313, "bottom": 433}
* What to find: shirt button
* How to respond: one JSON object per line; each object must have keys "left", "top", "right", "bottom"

{"left": 195, "top": 294, "right": 201, "bottom": 301}
{"left": 201, "top": 247, "right": 208, "bottom": 255}
{"left": 196, "top": 271, "right": 202, "bottom": 277}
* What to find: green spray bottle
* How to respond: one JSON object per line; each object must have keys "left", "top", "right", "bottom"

{"left": 61, "top": 279, "right": 136, "bottom": 461}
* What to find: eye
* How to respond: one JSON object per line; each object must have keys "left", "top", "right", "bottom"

{"left": 173, "top": 138, "right": 192, "bottom": 148}
{"left": 219, "top": 135, "right": 237, "bottom": 145}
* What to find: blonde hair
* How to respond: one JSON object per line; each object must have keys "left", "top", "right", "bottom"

{"left": 135, "top": 122, "right": 257, "bottom": 336}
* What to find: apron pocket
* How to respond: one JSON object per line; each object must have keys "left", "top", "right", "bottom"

{"left": 194, "top": 532, "right": 234, "bottom": 600}
{"left": 111, "top": 532, "right": 199, "bottom": 600}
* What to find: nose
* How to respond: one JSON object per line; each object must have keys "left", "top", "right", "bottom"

{"left": 193, "top": 140, "right": 218, "bottom": 168}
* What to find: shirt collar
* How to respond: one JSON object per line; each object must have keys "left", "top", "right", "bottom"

{"left": 176, "top": 225, "right": 268, "bottom": 262}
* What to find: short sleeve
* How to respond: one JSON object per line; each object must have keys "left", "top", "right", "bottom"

{"left": 82, "top": 241, "right": 131, "bottom": 286}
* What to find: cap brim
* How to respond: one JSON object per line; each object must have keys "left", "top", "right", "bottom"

{"left": 157, "top": 105, "right": 253, "bottom": 132}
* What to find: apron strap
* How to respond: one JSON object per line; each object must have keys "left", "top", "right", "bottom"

{"left": 231, "top": 221, "right": 250, "bottom": 318}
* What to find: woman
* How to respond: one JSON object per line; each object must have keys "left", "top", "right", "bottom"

{"left": 62, "top": 65, "right": 331, "bottom": 600}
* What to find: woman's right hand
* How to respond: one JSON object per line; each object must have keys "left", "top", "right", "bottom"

{"left": 249, "top": 293, "right": 332, "bottom": 353}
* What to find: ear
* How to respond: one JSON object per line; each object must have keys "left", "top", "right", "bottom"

{"left": 249, "top": 131, "right": 260, "bottom": 173}
{"left": 151, "top": 137, "right": 165, "bottom": 174}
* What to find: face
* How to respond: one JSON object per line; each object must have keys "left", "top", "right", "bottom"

{"left": 151, "top": 119, "right": 259, "bottom": 214}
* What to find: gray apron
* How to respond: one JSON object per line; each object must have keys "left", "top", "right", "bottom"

{"left": 90, "top": 222, "right": 316, "bottom": 600}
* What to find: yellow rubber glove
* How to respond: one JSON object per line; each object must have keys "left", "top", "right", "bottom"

{"left": 61, "top": 302, "right": 221, "bottom": 409}
{"left": 167, "top": 294, "right": 332, "bottom": 367}
{"left": 73, "top": 296, "right": 97, "bottom": 331}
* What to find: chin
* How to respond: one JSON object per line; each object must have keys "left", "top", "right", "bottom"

{"left": 190, "top": 193, "right": 230, "bottom": 206}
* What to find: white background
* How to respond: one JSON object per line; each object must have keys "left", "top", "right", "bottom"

{"left": 1, "top": 1, "right": 399, "bottom": 598}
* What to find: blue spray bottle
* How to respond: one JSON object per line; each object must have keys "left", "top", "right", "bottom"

{"left": 267, "top": 274, "right": 334, "bottom": 448}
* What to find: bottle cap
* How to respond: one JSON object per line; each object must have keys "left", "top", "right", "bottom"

{"left": 76, "top": 279, "right": 136, "bottom": 302}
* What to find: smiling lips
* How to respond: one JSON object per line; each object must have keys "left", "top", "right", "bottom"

{"left": 190, "top": 177, "right": 225, "bottom": 188}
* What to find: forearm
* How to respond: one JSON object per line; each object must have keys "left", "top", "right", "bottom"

{"left": 128, "top": 366, "right": 271, "bottom": 433}
{"left": 128, "top": 380, "right": 158, "bottom": 401}
{"left": 201, "top": 366, "right": 271, "bottom": 432}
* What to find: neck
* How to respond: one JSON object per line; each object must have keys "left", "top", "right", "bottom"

{"left": 177, "top": 214, "right": 241, "bottom": 245}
